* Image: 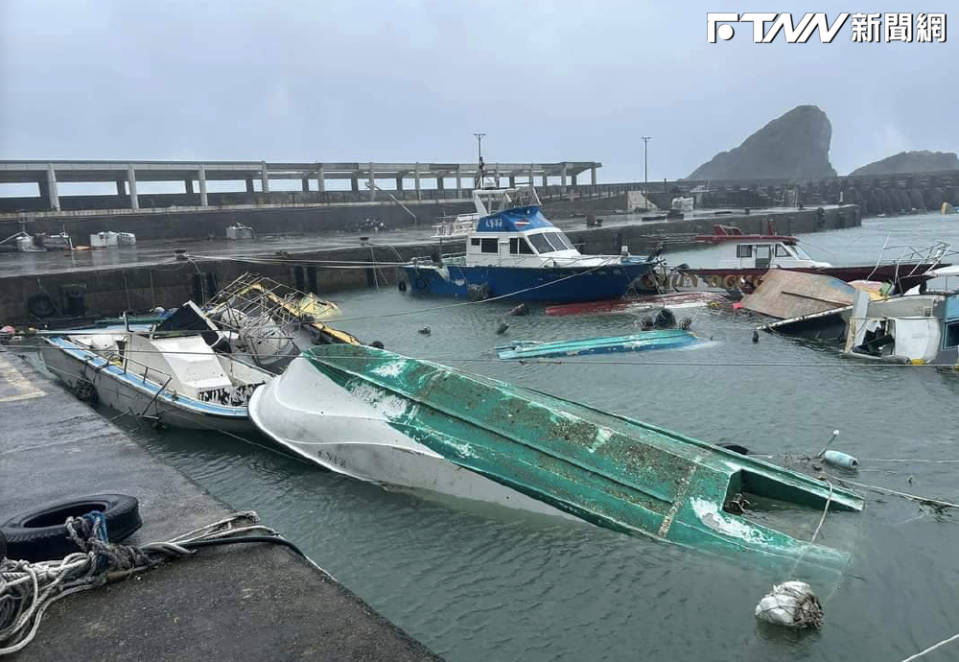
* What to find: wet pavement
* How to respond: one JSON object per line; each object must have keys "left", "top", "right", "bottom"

{"left": 0, "top": 348, "right": 443, "bottom": 662}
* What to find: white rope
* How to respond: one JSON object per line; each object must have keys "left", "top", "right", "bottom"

{"left": 0, "top": 511, "right": 280, "bottom": 656}
{"left": 896, "top": 630, "right": 959, "bottom": 662}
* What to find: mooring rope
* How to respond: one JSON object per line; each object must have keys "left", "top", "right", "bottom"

{"left": 0, "top": 511, "right": 301, "bottom": 656}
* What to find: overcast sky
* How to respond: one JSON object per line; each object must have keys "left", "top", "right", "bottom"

{"left": 0, "top": 1, "right": 955, "bottom": 183}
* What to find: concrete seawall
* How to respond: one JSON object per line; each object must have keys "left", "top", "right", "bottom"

{"left": 0, "top": 205, "right": 859, "bottom": 326}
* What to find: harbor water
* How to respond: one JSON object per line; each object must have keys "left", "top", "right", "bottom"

{"left": 28, "top": 212, "right": 959, "bottom": 661}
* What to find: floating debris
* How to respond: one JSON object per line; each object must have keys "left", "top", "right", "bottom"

{"left": 495, "top": 321, "right": 509, "bottom": 335}
{"left": 418, "top": 326, "right": 431, "bottom": 335}
{"left": 755, "top": 582, "right": 824, "bottom": 629}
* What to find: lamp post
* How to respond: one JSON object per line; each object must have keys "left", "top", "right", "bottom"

{"left": 641, "top": 136, "right": 652, "bottom": 211}
{"left": 473, "top": 133, "right": 486, "bottom": 187}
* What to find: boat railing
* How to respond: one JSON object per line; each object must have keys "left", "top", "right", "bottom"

{"left": 866, "top": 240, "right": 954, "bottom": 283}
{"left": 431, "top": 218, "right": 475, "bottom": 238}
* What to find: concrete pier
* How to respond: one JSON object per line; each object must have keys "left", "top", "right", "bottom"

{"left": 0, "top": 348, "right": 444, "bottom": 662}
{"left": 0, "top": 160, "right": 601, "bottom": 214}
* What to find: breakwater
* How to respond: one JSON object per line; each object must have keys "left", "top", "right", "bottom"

{"left": 0, "top": 205, "right": 859, "bottom": 326}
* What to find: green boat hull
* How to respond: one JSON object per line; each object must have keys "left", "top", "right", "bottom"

{"left": 303, "top": 344, "right": 863, "bottom": 572}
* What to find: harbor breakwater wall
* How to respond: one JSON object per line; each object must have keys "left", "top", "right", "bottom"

{"left": 0, "top": 193, "right": 632, "bottom": 243}
{"left": 0, "top": 205, "right": 859, "bottom": 326}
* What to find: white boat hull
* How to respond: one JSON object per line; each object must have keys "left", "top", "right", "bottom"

{"left": 41, "top": 342, "right": 257, "bottom": 434}
{"left": 249, "top": 357, "right": 571, "bottom": 519}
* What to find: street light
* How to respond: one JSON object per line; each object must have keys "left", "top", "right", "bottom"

{"left": 473, "top": 133, "right": 486, "bottom": 187}
{"left": 641, "top": 136, "right": 652, "bottom": 211}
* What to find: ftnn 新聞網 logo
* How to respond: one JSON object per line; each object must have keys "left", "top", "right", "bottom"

{"left": 707, "top": 12, "right": 947, "bottom": 44}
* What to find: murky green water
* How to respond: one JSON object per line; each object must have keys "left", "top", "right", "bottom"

{"left": 34, "top": 213, "right": 959, "bottom": 661}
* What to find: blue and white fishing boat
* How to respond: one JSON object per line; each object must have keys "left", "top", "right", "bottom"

{"left": 401, "top": 187, "right": 665, "bottom": 303}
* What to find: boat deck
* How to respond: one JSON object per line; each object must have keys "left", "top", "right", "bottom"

{"left": 0, "top": 347, "right": 443, "bottom": 662}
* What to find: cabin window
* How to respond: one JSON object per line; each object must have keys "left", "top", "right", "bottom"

{"left": 552, "top": 232, "right": 575, "bottom": 250}
{"left": 775, "top": 245, "right": 793, "bottom": 257}
{"left": 509, "top": 238, "right": 535, "bottom": 255}
{"left": 470, "top": 238, "right": 480, "bottom": 247}
{"left": 945, "top": 322, "right": 959, "bottom": 348}
{"left": 527, "top": 233, "right": 555, "bottom": 254}
{"left": 480, "top": 238, "right": 498, "bottom": 253}
{"left": 736, "top": 244, "right": 752, "bottom": 258}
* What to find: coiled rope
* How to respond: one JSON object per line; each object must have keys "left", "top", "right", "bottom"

{"left": 0, "top": 510, "right": 300, "bottom": 656}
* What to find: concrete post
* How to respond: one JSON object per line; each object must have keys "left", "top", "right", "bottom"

{"left": 127, "top": 164, "right": 139, "bottom": 210}
{"left": 368, "top": 162, "right": 375, "bottom": 201}
{"left": 260, "top": 162, "right": 270, "bottom": 194}
{"left": 456, "top": 165, "right": 462, "bottom": 192}
{"left": 301, "top": 178, "right": 310, "bottom": 193}
{"left": 528, "top": 165, "right": 534, "bottom": 187}
{"left": 395, "top": 176, "right": 404, "bottom": 191}
{"left": 245, "top": 178, "right": 255, "bottom": 194}
{"left": 45, "top": 164, "right": 60, "bottom": 211}
{"left": 591, "top": 166, "right": 597, "bottom": 187}
{"left": 571, "top": 173, "right": 578, "bottom": 190}
{"left": 198, "top": 165, "right": 208, "bottom": 207}
{"left": 436, "top": 175, "right": 444, "bottom": 190}
{"left": 542, "top": 173, "right": 548, "bottom": 187}
{"left": 414, "top": 163, "right": 421, "bottom": 200}
{"left": 116, "top": 180, "right": 125, "bottom": 196}
{"left": 494, "top": 164, "right": 501, "bottom": 188}
{"left": 561, "top": 164, "right": 568, "bottom": 190}
{"left": 184, "top": 179, "right": 194, "bottom": 194}
{"left": 316, "top": 164, "right": 325, "bottom": 193}
{"left": 509, "top": 174, "right": 516, "bottom": 188}
{"left": 351, "top": 176, "right": 359, "bottom": 193}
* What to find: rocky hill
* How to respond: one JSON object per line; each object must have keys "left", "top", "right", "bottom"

{"left": 687, "top": 105, "right": 837, "bottom": 181}
{"left": 848, "top": 151, "right": 959, "bottom": 177}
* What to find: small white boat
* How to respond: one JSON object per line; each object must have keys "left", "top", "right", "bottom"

{"left": 41, "top": 329, "right": 271, "bottom": 432}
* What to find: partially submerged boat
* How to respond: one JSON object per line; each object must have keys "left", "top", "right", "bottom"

{"left": 402, "top": 187, "right": 665, "bottom": 303}
{"left": 545, "top": 291, "right": 727, "bottom": 317}
{"left": 496, "top": 329, "right": 699, "bottom": 360}
{"left": 251, "top": 344, "right": 863, "bottom": 570}
{"left": 841, "top": 290, "right": 959, "bottom": 367}
{"left": 740, "top": 270, "right": 885, "bottom": 321}
{"left": 41, "top": 329, "right": 272, "bottom": 431}
{"left": 682, "top": 224, "right": 948, "bottom": 293}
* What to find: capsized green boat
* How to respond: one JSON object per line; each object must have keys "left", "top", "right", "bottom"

{"left": 497, "top": 329, "right": 699, "bottom": 360}
{"left": 250, "top": 344, "right": 863, "bottom": 572}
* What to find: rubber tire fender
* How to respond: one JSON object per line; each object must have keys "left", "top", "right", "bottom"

{"left": 0, "top": 494, "right": 142, "bottom": 562}
{"left": 26, "top": 293, "right": 56, "bottom": 319}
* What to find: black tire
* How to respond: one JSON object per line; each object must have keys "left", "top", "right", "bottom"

{"left": 414, "top": 277, "right": 428, "bottom": 290}
{"left": 1, "top": 494, "right": 142, "bottom": 562}
{"left": 397, "top": 280, "right": 408, "bottom": 292}
{"left": 26, "top": 293, "right": 56, "bottom": 319}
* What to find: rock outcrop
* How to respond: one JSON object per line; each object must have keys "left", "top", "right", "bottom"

{"left": 687, "top": 105, "right": 837, "bottom": 181}
{"left": 848, "top": 151, "right": 959, "bottom": 177}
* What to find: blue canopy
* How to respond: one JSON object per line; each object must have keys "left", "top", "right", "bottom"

{"left": 475, "top": 206, "right": 554, "bottom": 233}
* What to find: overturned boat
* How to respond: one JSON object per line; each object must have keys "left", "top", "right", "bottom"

{"left": 41, "top": 329, "right": 272, "bottom": 432}
{"left": 251, "top": 344, "right": 863, "bottom": 570}
{"left": 496, "top": 329, "right": 699, "bottom": 360}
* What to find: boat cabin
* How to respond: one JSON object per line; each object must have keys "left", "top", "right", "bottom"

{"left": 695, "top": 224, "right": 830, "bottom": 270}
{"left": 431, "top": 187, "right": 608, "bottom": 268}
